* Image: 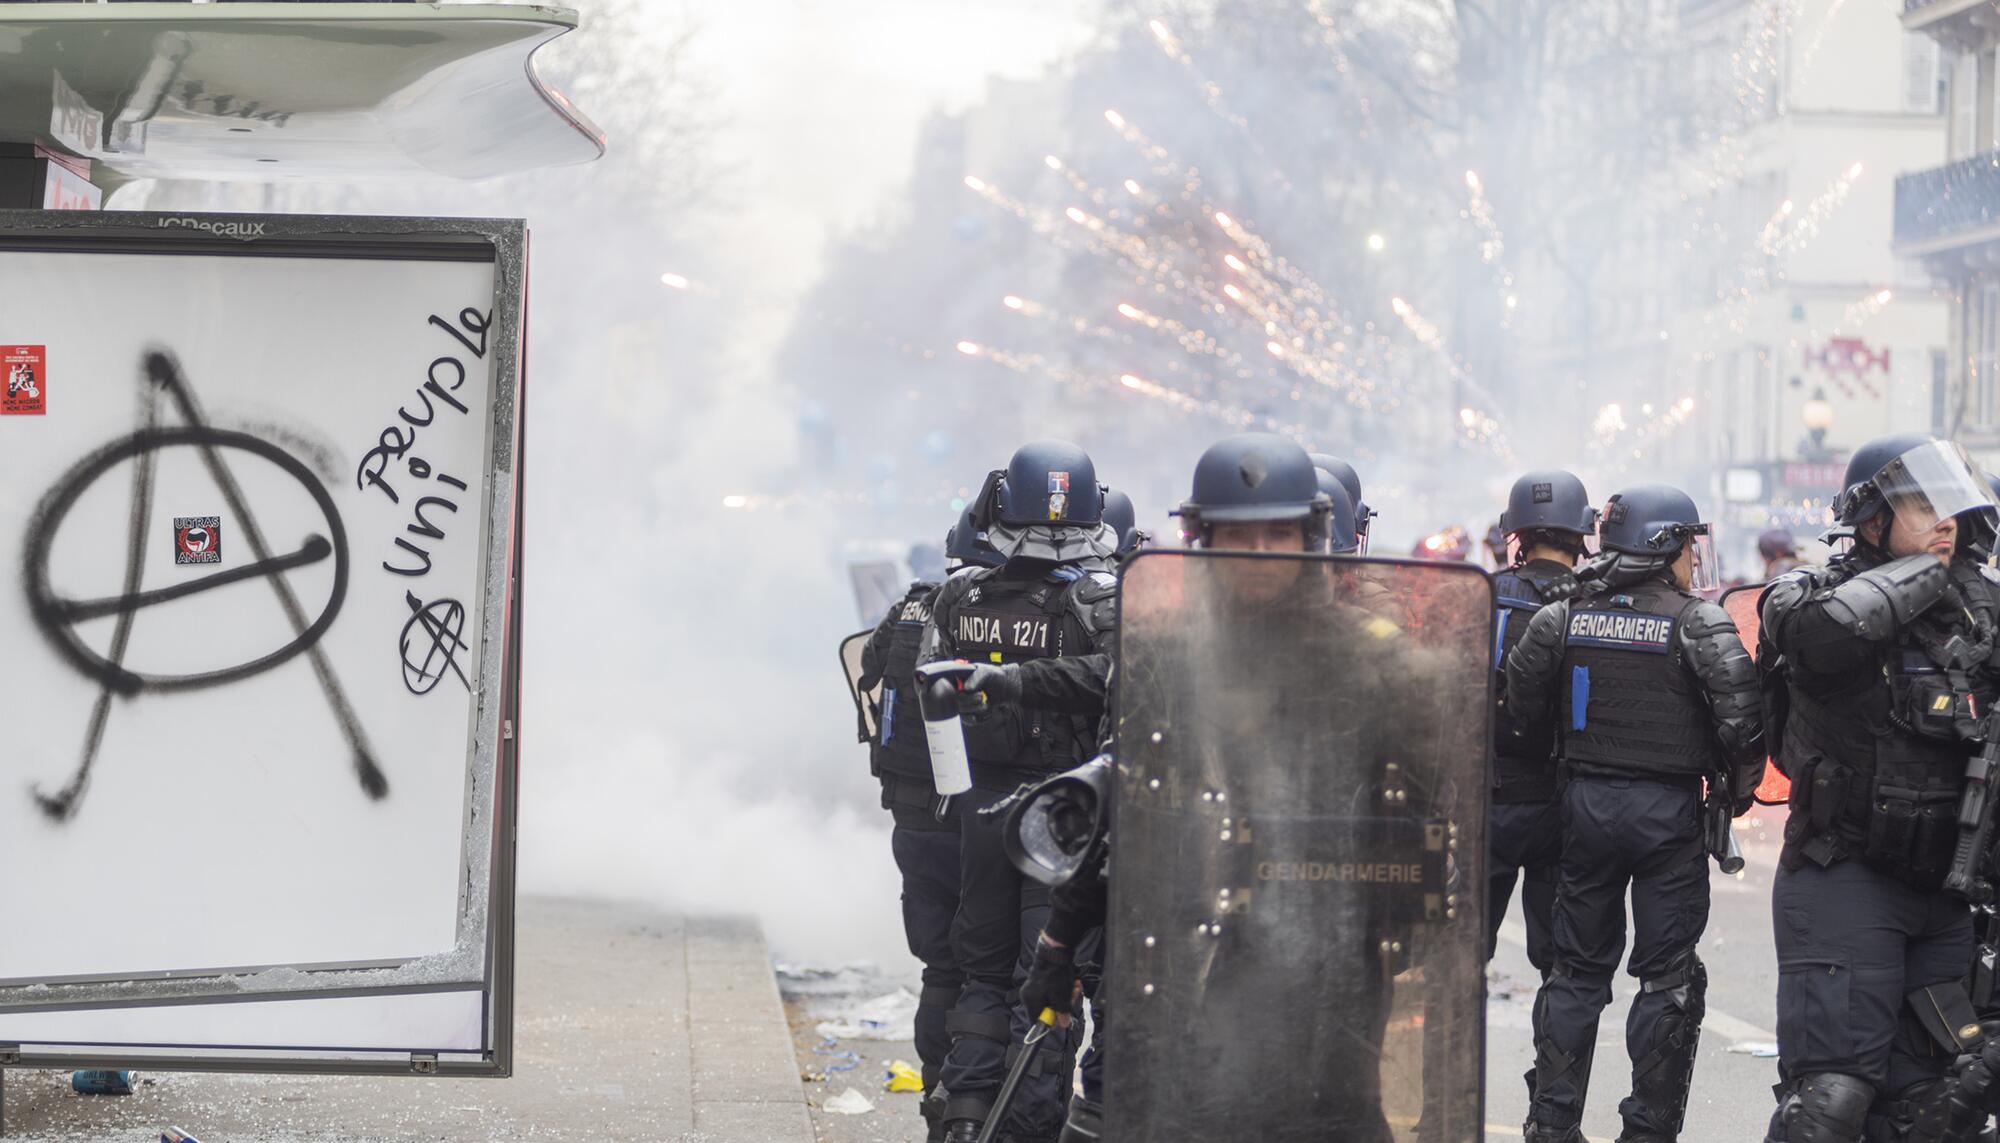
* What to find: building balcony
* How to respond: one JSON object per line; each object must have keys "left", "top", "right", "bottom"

{"left": 1903, "top": 0, "right": 2000, "bottom": 44}
{"left": 1894, "top": 149, "right": 2000, "bottom": 260}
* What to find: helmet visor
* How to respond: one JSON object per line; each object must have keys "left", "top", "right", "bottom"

{"left": 1873, "top": 440, "right": 1997, "bottom": 535}
{"left": 1684, "top": 529, "right": 1720, "bottom": 593}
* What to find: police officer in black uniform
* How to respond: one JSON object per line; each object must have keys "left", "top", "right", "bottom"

{"left": 1489, "top": 471, "right": 1596, "bottom": 983}
{"left": 920, "top": 440, "right": 1120, "bottom": 1143}
{"left": 1761, "top": 434, "right": 2000, "bottom": 1143}
{"left": 858, "top": 507, "right": 1001, "bottom": 1142}
{"left": 1506, "top": 484, "right": 1765, "bottom": 1143}
{"left": 1010, "top": 432, "right": 1343, "bottom": 1143}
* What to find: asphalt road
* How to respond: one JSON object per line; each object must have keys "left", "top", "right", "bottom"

{"left": 789, "top": 805, "right": 1800, "bottom": 1142}
{"left": 1483, "top": 805, "right": 1788, "bottom": 1142}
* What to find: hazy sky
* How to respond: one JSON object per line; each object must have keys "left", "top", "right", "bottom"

{"left": 695, "top": 0, "right": 1100, "bottom": 332}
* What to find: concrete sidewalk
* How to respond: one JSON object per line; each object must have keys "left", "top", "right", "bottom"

{"left": 0, "top": 897, "right": 815, "bottom": 1142}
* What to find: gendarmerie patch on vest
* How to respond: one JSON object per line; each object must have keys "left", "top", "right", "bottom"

{"left": 1567, "top": 609, "right": 1676, "bottom": 653}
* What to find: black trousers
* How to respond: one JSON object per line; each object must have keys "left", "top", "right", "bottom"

{"left": 1489, "top": 795, "right": 1563, "bottom": 975}
{"left": 1530, "top": 774, "right": 1710, "bottom": 1137}
{"left": 1770, "top": 858, "right": 1972, "bottom": 1111}
{"left": 892, "top": 810, "right": 965, "bottom": 1096}
{"left": 938, "top": 785, "right": 1073, "bottom": 1140}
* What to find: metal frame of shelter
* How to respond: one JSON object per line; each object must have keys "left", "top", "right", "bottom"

{"left": 0, "top": 5, "right": 603, "bottom": 1118}
{"left": 0, "top": 208, "right": 530, "bottom": 1084}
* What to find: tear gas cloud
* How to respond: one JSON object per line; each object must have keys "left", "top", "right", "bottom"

{"left": 125, "top": 0, "right": 1922, "bottom": 969}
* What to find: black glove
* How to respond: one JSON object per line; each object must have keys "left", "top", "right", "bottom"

{"left": 960, "top": 663, "right": 1023, "bottom": 712}
{"left": 1732, "top": 793, "right": 1756, "bottom": 818}
{"left": 1019, "top": 935, "right": 1077, "bottom": 1020}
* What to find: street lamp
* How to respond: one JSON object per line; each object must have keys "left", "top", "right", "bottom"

{"left": 1801, "top": 386, "right": 1834, "bottom": 461}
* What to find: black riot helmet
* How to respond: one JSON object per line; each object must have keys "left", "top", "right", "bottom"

{"left": 1102, "top": 488, "right": 1149, "bottom": 560}
{"left": 1599, "top": 484, "right": 1704, "bottom": 555}
{"left": 1834, "top": 433, "right": 1995, "bottom": 540}
{"left": 1309, "top": 452, "right": 1374, "bottom": 550}
{"left": 944, "top": 502, "right": 1002, "bottom": 569}
{"left": 993, "top": 439, "right": 1104, "bottom": 527}
{"left": 1177, "top": 433, "right": 1330, "bottom": 547}
{"left": 1500, "top": 470, "right": 1596, "bottom": 538}
{"left": 1599, "top": 483, "right": 1718, "bottom": 590}
{"left": 1312, "top": 466, "right": 1361, "bottom": 554}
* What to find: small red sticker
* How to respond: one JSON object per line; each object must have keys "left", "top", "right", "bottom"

{"left": 3, "top": 345, "right": 46, "bottom": 415}
{"left": 174, "top": 516, "right": 222, "bottom": 565}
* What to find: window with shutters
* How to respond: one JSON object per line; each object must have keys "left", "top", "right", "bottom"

{"left": 1956, "top": 48, "right": 1980, "bottom": 157}
{"left": 1908, "top": 34, "right": 1942, "bottom": 114}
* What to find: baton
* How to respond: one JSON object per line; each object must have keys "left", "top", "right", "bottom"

{"left": 975, "top": 1008, "right": 1059, "bottom": 1143}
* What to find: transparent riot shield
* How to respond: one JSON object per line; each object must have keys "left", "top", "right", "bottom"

{"left": 840, "top": 629, "right": 880, "bottom": 744}
{"left": 1105, "top": 551, "right": 1493, "bottom": 1142}
{"left": 1721, "top": 583, "right": 1790, "bottom": 805}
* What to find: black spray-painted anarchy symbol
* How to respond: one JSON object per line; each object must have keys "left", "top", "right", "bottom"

{"left": 399, "top": 591, "right": 469, "bottom": 696}
{"left": 22, "top": 350, "right": 386, "bottom": 822}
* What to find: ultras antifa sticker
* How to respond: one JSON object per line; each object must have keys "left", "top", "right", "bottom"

{"left": 174, "top": 516, "right": 222, "bottom": 565}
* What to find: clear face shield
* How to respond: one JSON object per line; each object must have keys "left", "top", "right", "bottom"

{"left": 1680, "top": 526, "right": 1720, "bottom": 593}
{"left": 1872, "top": 440, "right": 1998, "bottom": 536}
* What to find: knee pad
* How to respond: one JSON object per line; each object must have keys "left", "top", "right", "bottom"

{"left": 945, "top": 1009, "right": 1010, "bottom": 1050}
{"left": 1633, "top": 952, "right": 1708, "bottom": 1131}
{"left": 1771, "top": 1072, "right": 1875, "bottom": 1143}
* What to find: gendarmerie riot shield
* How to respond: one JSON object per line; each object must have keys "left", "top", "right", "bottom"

{"left": 840, "top": 629, "right": 880, "bottom": 744}
{"left": 1106, "top": 551, "right": 1493, "bottom": 1142}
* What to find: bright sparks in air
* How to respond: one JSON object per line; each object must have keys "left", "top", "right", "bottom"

{"left": 956, "top": 341, "right": 981, "bottom": 356}
{"left": 660, "top": 272, "right": 690, "bottom": 289}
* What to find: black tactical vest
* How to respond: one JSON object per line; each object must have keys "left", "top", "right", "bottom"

{"left": 946, "top": 563, "right": 1103, "bottom": 783}
{"left": 1492, "top": 560, "right": 1573, "bottom": 801}
{"left": 1780, "top": 561, "right": 1998, "bottom": 886}
{"left": 875, "top": 583, "right": 940, "bottom": 803}
{"left": 1557, "top": 579, "right": 1715, "bottom": 778}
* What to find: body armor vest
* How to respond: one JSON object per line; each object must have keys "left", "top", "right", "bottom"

{"left": 1493, "top": 560, "right": 1572, "bottom": 801}
{"left": 875, "top": 582, "right": 940, "bottom": 809}
{"left": 1780, "top": 560, "right": 1998, "bottom": 887}
{"left": 1558, "top": 579, "right": 1716, "bottom": 778}
{"left": 946, "top": 564, "right": 1102, "bottom": 783}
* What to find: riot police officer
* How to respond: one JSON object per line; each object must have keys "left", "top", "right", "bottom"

{"left": 1488, "top": 471, "right": 1596, "bottom": 986}
{"left": 1761, "top": 434, "right": 2000, "bottom": 1143}
{"left": 1006, "top": 432, "right": 1343, "bottom": 1141}
{"left": 1506, "top": 484, "right": 1765, "bottom": 1143}
{"left": 919, "top": 440, "right": 1119, "bottom": 1143}
{"left": 1310, "top": 451, "right": 1375, "bottom": 552}
{"left": 1101, "top": 488, "right": 1149, "bottom": 564}
{"left": 858, "top": 506, "right": 999, "bottom": 1142}
{"left": 1310, "top": 465, "right": 1363, "bottom": 555}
